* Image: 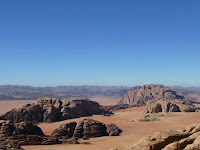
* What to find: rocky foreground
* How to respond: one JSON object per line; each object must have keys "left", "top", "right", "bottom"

{"left": 0, "top": 119, "right": 122, "bottom": 150}
{"left": 116, "top": 124, "right": 200, "bottom": 150}
{"left": 1, "top": 97, "right": 111, "bottom": 124}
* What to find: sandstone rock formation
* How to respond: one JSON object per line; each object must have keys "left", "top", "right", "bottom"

{"left": 13, "top": 122, "right": 44, "bottom": 136}
{"left": 145, "top": 100, "right": 199, "bottom": 113}
{"left": 120, "top": 84, "right": 185, "bottom": 106}
{"left": 0, "top": 121, "right": 15, "bottom": 137}
{"left": 0, "top": 119, "right": 121, "bottom": 149}
{"left": 73, "top": 119, "right": 108, "bottom": 139}
{"left": 136, "top": 115, "right": 160, "bottom": 122}
{"left": 2, "top": 97, "right": 111, "bottom": 124}
{"left": 1, "top": 104, "right": 44, "bottom": 124}
{"left": 0, "top": 120, "right": 59, "bottom": 149}
{"left": 122, "top": 124, "right": 200, "bottom": 150}
{"left": 0, "top": 121, "right": 44, "bottom": 137}
{"left": 52, "top": 119, "right": 122, "bottom": 140}
{"left": 51, "top": 122, "right": 77, "bottom": 138}
{"left": 106, "top": 123, "right": 122, "bottom": 136}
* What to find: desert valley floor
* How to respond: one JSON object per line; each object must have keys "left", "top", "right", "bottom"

{"left": 1, "top": 97, "right": 200, "bottom": 150}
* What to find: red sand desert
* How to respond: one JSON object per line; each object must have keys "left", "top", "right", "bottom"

{"left": 0, "top": 97, "right": 200, "bottom": 150}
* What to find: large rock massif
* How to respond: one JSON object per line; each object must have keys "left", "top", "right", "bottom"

{"left": 0, "top": 119, "right": 122, "bottom": 149}
{"left": 1, "top": 97, "right": 110, "bottom": 124}
{"left": 121, "top": 124, "right": 200, "bottom": 150}
{"left": 120, "top": 84, "right": 185, "bottom": 106}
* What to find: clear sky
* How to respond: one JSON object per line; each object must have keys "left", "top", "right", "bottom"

{"left": 0, "top": 1, "right": 200, "bottom": 87}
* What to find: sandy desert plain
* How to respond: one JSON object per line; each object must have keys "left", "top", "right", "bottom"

{"left": 0, "top": 96, "right": 200, "bottom": 150}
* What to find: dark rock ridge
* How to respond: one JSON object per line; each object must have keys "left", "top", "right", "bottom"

{"left": 145, "top": 100, "right": 199, "bottom": 113}
{"left": 1, "top": 97, "right": 111, "bottom": 124}
{"left": 120, "top": 124, "right": 200, "bottom": 150}
{"left": 52, "top": 119, "right": 122, "bottom": 139}
{"left": 101, "top": 104, "right": 134, "bottom": 112}
{"left": 120, "top": 84, "right": 185, "bottom": 106}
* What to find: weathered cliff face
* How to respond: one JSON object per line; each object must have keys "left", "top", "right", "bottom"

{"left": 120, "top": 84, "right": 185, "bottom": 106}
{"left": 2, "top": 97, "right": 111, "bottom": 124}
{"left": 145, "top": 100, "right": 199, "bottom": 113}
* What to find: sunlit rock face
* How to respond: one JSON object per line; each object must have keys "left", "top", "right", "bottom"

{"left": 120, "top": 84, "right": 185, "bottom": 106}
{"left": 2, "top": 97, "right": 110, "bottom": 124}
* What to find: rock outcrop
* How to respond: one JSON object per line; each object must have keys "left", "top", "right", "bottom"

{"left": 51, "top": 122, "right": 77, "bottom": 138}
{"left": 0, "top": 135, "right": 61, "bottom": 149}
{"left": 120, "top": 84, "right": 185, "bottom": 106}
{"left": 0, "top": 118, "right": 121, "bottom": 149}
{"left": 106, "top": 124, "right": 122, "bottom": 136}
{"left": 136, "top": 115, "right": 160, "bottom": 122}
{"left": 0, "top": 120, "right": 59, "bottom": 149}
{"left": 0, "top": 121, "right": 15, "bottom": 137}
{"left": 123, "top": 124, "right": 200, "bottom": 150}
{"left": 52, "top": 119, "right": 122, "bottom": 140}
{"left": 145, "top": 100, "right": 199, "bottom": 113}
{"left": 1, "top": 104, "right": 43, "bottom": 124}
{"left": 2, "top": 97, "right": 111, "bottom": 124}
{"left": 0, "top": 121, "right": 44, "bottom": 137}
{"left": 13, "top": 122, "right": 44, "bottom": 136}
{"left": 73, "top": 119, "right": 108, "bottom": 139}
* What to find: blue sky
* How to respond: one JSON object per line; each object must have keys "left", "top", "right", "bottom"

{"left": 0, "top": 1, "right": 200, "bottom": 87}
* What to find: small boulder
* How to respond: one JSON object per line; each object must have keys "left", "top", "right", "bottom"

{"left": 106, "top": 124, "right": 122, "bottom": 136}
{"left": 51, "top": 122, "right": 77, "bottom": 138}
{"left": 73, "top": 119, "right": 108, "bottom": 139}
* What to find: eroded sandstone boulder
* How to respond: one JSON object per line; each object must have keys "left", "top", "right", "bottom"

{"left": 0, "top": 121, "right": 58, "bottom": 149}
{"left": 13, "top": 122, "right": 44, "bottom": 136}
{"left": 136, "top": 115, "right": 160, "bottom": 122}
{"left": 52, "top": 119, "right": 122, "bottom": 140}
{"left": 120, "top": 84, "right": 184, "bottom": 106}
{"left": 73, "top": 119, "right": 108, "bottom": 139}
{"left": 106, "top": 124, "right": 122, "bottom": 136}
{"left": 51, "top": 122, "right": 77, "bottom": 138}
{"left": 0, "top": 122, "right": 15, "bottom": 137}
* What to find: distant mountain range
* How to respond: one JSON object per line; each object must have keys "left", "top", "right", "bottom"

{"left": 0, "top": 85, "right": 199, "bottom": 101}
{"left": 169, "top": 86, "right": 200, "bottom": 100}
{"left": 0, "top": 85, "right": 140, "bottom": 100}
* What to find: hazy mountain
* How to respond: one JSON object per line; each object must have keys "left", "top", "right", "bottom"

{"left": 0, "top": 85, "right": 199, "bottom": 101}
{"left": 0, "top": 85, "right": 140, "bottom": 100}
